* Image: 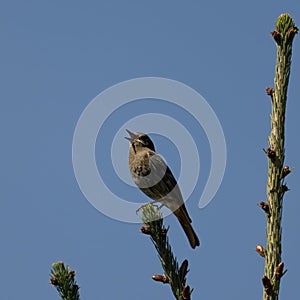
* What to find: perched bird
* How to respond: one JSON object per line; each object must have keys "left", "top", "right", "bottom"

{"left": 126, "top": 130, "right": 200, "bottom": 249}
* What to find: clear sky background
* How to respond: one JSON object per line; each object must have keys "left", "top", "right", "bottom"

{"left": 1, "top": 1, "right": 300, "bottom": 299}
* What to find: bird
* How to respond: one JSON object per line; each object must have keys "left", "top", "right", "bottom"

{"left": 126, "top": 129, "right": 200, "bottom": 249}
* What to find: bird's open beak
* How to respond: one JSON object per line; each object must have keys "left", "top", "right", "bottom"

{"left": 125, "top": 129, "right": 138, "bottom": 142}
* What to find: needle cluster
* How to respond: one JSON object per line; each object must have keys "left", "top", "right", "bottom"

{"left": 50, "top": 261, "right": 80, "bottom": 300}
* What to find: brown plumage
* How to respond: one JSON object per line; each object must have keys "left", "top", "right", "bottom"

{"left": 126, "top": 130, "right": 200, "bottom": 249}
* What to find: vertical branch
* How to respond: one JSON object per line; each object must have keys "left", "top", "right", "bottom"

{"left": 140, "top": 204, "right": 192, "bottom": 300}
{"left": 261, "top": 14, "right": 297, "bottom": 300}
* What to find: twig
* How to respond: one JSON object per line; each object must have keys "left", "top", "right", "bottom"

{"left": 260, "top": 14, "right": 297, "bottom": 300}
{"left": 50, "top": 261, "right": 80, "bottom": 300}
{"left": 140, "top": 204, "right": 192, "bottom": 300}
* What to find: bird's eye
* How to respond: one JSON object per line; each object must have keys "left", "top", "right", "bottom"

{"left": 138, "top": 135, "right": 150, "bottom": 145}
{"left": 137, "top": 134, "right": 155, "bottom": 151}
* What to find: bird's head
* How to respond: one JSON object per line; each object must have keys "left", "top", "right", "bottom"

{"left": 125, "top": 129, "right": 155, "bottom": 152}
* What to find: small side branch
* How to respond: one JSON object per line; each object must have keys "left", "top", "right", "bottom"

{"left": 50, "top": 261, "right": 80, "bottom": 300}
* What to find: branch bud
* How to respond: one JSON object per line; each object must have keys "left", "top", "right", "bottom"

{"left": 179, "top": 259, "right": 189, "bottom": 277}
{"left": 140, "top": 226, "right": 151, "bottom": 235}
{"left": 282, "top": 166, "right": 291, "bottom": 178}
{"left": 50, "top": 277, "right": 58, "bottom": 286}
{"left": 263, "top": 148, "right": 276, "bottom": 162}
{"left": 259, "top": 201, "right": 270, "bottom": 217}
{"left": 262, "top": 275, "right": 272, "bottom": 295}
{"left": 152, "top": 274, "right": 169, "bottom": 284}
{"left": 281, "top": 184, "right": 290, "bottom": 193}
{"left": 182, "top": 285, "right": 191, "bottom": 300}
{"left": 271, "top": 30, "right": 281, "bottom": 43}
{"left": 256, "top": 245, "right": 266, "bottom": 257}
{"left": 276, "top": 262, "right": 285, "bottom": 279}
{"left": 266, "top": 87, "right": 274, "bottom": 96}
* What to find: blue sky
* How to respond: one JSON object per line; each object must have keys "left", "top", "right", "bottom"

{"left": 1, "top": 1, "right": 300, "bottom": 299}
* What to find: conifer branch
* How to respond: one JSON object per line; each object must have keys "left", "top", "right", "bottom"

{"left": 140, "top": 204, "right": 192, "bottom": 300}
{"left": 260, "top": 14, "right": 297, "bottom": 300}
{"left": 50, "top": 261, "right": 80, "bottom": 300}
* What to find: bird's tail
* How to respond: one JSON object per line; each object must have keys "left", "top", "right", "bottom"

{"left": 174, "top": 206, "right": 200, "bottom": 249}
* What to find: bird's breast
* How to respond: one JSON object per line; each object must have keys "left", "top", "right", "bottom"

{"left": 129, "top": 151, "right": 151, "bottom": 177}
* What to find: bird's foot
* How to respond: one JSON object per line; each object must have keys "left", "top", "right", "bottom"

{"left": 136, "top": 201, "right": 160, "bottom": 214}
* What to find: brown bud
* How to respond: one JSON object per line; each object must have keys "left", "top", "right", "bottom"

{"left": 271, "top": 30, "right": 281, "bottom": 43}
{"left": 140, "top": 226, "right": 151, "bottom": 235}
{"left": 182, "top": 285, "right": 191, "bottom": 300}
{"left": 282, "top": 166, "right": 291, "bottom": 178}
{"left": 179, "top": 259, "right": 189, "bottom": 277}
{"left": 161, "top": 227, "right": 169, "bottom": 235}
{"left": 69, "top": 270, "right": 76, "bottom": 277}
{"left": 289, "top": 26, "right": 299, "bottom": 34}
{"left": 262, "top": 275, "right": 272, "bottom": 295}
{"left": 262, "top": 278, "right": 271, "bottom": 295}
{"left": 50, "top": 277, "right": 58, "bottom": 286}
{"left": 276, "top": 262, "right": 284, "bottom": 279}
{"left": 259, "top": 201, "right": 270, "bottom": 216}
{"left": 256, "top": 245, "right": 266, "bottom": 257}
{"left": 287, "top": 26, "right": 299, "bottom": 41}
{"left": 282, "top": 184, "right": 290, "bottom": 193}
{"left": 263, "top": 148, "right": 276, "bottom": 161}
{"left": 152, "top": 274, "right": 169, "bottom": 284}
{"left": 266, "top": 87, "right": 274, "bottom": 96}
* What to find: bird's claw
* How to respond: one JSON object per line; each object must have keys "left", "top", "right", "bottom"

{"left": 136, "top": 202, "right": 160, "bottom": 214}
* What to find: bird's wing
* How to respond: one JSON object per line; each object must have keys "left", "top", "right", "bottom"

{"left": 148, "top": 152, "right": 192, "bottom": 222}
